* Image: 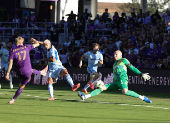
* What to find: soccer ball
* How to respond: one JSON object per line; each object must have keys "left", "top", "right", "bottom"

{"left": 95, "top": 80, "right": 104, "bottom": 89}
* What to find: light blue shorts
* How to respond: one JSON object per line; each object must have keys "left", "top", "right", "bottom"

{"left": 87, "top": 67, "right": 96, "bottom": 76}
{"left": 48, "top": 66, "right": 66, "bottom": 79}
{"left": 0, "top": 62, "right": 8, "bottom": 71}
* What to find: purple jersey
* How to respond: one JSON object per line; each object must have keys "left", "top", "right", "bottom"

{"left": 9, "top": 44, "right": 34, "bottom": 75}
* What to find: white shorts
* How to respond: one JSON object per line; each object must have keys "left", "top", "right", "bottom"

{"left": 48, "top": 66, "right": 66, "bottom": 79}
{"left": 0, "top": 62, "right": 8, "bottom": 71}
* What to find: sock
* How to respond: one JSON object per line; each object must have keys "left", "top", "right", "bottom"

{"left": 32, "top": 69, "right": 41, "bottom": 75}
{"left": 48, "top": 84, "right": 54, "bottom": 98}
{"left": 139, "top": 95, "right": 144, "bottom": 100}
{"left": 90, "top": 89, "right": 103, "bottom": 97}
{"left": 125, "top": 90, "right": 140, "bottom": 98}
{"left": 66, "top": 74, "right": 74, "bottom": 88}
{"left": 91, "top": 78, "right": 96, "bottom": 84}
{"left": 13, "top": 88, "right": 24, "bottom": 100}
{"left": 9, "top": 73, "right": 12, "bottom": 85}
{"left": 85, "top": 94, "right": 91, "bottom": 99}
{"left": 83, "top": 84, "right": 90, "bottom": 90}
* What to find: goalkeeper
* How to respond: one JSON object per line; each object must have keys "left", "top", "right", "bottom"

{"left": 78, "top": 50, "right": 152, "bottom": 103}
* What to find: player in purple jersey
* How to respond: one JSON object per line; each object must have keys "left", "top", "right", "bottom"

{"left": 6, "top": 41, "right": 47, "bottom": 77}
{"left": 5, "top": 36, "right": 48, "bottom": 104}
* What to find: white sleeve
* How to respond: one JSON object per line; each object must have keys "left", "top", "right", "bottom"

{"left": 84, "top": 51, "right": 90, "bottom": 58}
{"left": 100, "top": 53, "right": 103, "bottom": 60}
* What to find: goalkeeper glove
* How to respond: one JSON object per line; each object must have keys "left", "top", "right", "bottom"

{"left": 142, "top": 73, "right": 151, "bottom": 81}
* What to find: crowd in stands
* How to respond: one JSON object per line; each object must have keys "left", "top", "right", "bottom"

{"left": 1, "top": 8, "right": 170, "bottom": 69}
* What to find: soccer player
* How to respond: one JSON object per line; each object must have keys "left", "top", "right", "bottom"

{"left": 79, "top": 43, "right": 103, "bottom": 94}
{"left": 33, "top": 39, "right": 80, "bottom": 101}
{"left": 0, "top": 41, "right": 13, "bottom": 89}
{"left": 78, "top": 50, "right": 152, "bottom": 103}
{"left": 7, "top": 41, "right": 47, "bottom": 76}
{"left": 5, "top": 36, "right": 48, "bottom": 104}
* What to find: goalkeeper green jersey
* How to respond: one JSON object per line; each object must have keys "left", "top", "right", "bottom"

{"left": 113, "top": 58, "right": 142, "bottom": 81}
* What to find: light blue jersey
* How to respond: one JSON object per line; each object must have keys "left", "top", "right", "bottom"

{"left": 0, "top": 48, "right": 9, "bottom": 63}
{"left": 84, "top": 51, "right": 103, "bottom": 75}
{"left": 47, "top": 45, "right": 63, "bottom": 70}
{"left": 47, "top": 45, "right": 65, "bottom": 78}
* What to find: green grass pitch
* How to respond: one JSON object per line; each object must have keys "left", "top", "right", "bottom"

{"left": 0, "top": 83, "right": 170, "bottom": 123}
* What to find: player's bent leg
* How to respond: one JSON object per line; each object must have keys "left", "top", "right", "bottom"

{"left": 9, "top": 84, "right": 25, "bottom": 104}
{"left": 32, "top": 69, "right": 41, "bottom": 75}
{"left": 40, "top": 65, "right": 48, "bottom": 76}
{"left": 83, "top": 76, "right": 94, "bottom": 93}
{"left": 89, "top": 72, "right": 100, "bottom": 90}
{"left": 48, "top": 77, "right": 55, "bottom": 101}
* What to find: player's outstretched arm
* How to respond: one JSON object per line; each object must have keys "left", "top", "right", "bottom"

{"left": 30, "top": 38, "right": 40, "bottom": 48}
{"left": 123, "top": 58, "right": 151, "bottom": 81}
{"left": 6, "top": 59, "right": 13, "bottom": 81}
{"left": 79, "top": 55, "right": 85, "bottom": 68}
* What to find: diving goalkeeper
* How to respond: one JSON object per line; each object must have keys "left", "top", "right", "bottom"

{"left": 78, "top": 50, "right": 152, "bottom": 103}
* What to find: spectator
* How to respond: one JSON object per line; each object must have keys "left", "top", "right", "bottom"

{"left": 74, "top": 27, "right": 82, "bottom": 47}
{"left": 115, "top": 37, "right": 122, "bottom": 50}
{"left": 126, "top": 49, "right": 138, "bottom": 65}
{"left": 82, "top": 8, "right": 92, "bottom": 22}
{"left": 134, "top": 59, "right": 144, "bottom": 68}
{"left": 113, "top": 12, "right": 119, "bottom": 21}
{"left": 144, "top": 59, "right": 151, "bottom": 68}
{"left": 60, "top": 48, "right": 68, "bottom": 67}
{"left": 162, "top": 59, "right": 168, "bottom": 69}
{"left": 161, "top": 43, "right": 168, "bottom": 59}
{"left": 66, "top": 11, "right": 77, "bottom": 23}
{"left": 151, "top": 10, "right": 161, "bottom": 25}
{"left": 64, "top": 38, "right": 71, "bottom": 50}
{"left": 144, "top": 12, "right": 151, "bottom": 25}
{"left": 102, "top": 8, "right": 110, "bottom": 23}
{"left": 94, "top": 14, "right": 100, "bottom": 26}
{"left": 34, "top": 45, "right": 45, "bottom": 65}
{"left": 19, "top": 14, "right": 27, "bottom": 28}
{"left": 47, "top": 27, "right": 59, "bottom": 42}
{"left": 107, "top": 40, "right": 117, "bottom": 55}
{"left": 162, "top": 10, "right": 170, "bottom": 24}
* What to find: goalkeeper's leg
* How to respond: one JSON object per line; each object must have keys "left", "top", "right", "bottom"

{"left": 79, "top": 85, "right": 106, "bottom": 100}
{"left": 122, "top": 88, "right": 152, "bottom": 103}
{"left": 79, "top": 83, "right": 118, "bottom": 100}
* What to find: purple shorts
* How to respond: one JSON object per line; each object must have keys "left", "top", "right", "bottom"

{"left": 18, "top": 73, "right": 32, "bottom": 85}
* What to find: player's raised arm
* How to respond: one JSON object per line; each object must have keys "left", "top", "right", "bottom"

{"left": 123, "top": 58, "right": 151, "bottom": 81}
{"left": 30, "top": 38, "right": 40, "bottom": 48}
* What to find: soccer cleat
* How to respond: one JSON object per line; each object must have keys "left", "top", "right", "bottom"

{"left": 82, "top": 89, "right": 88, "bottom": 94}
{"left": 78, "top": 91, "right": 86, "bottom": 101}
{"left": 143, "top": 96, "right": 152, "bottom": 103}
{"left": 10, "top": 84, "right": 13, "bottom": 89}
{"left": 47, "top": 97, "right": 55, "bottom": 101}
{"left": 8, "top": 100, "right": 14, "bottom": 104}
{"left": 89, "top": 81, "right": 94, "bottom": 90}
{"left": 41, "top": 65, "right": 48, "bottom": 76}
{"left": 72, "top": 83, "right": 80, "bottom": 91}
